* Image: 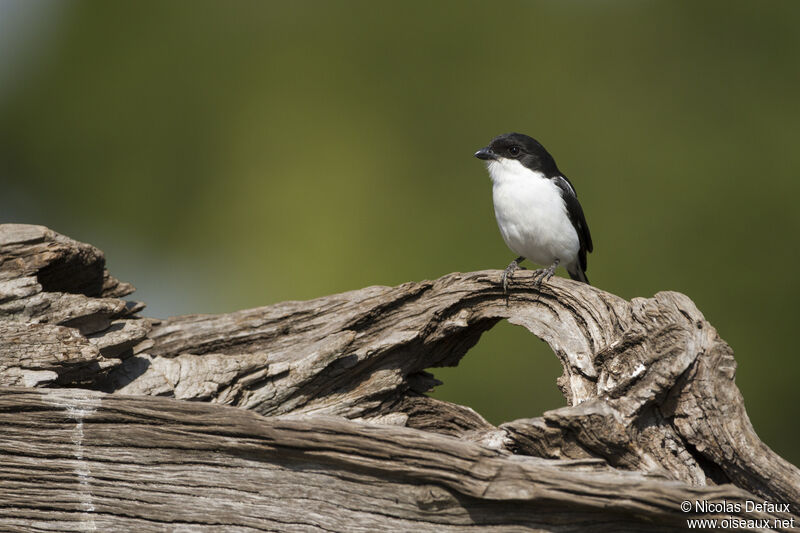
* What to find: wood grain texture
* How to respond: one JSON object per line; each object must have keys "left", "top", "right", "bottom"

{"left": 1, "top": 223, "right": 798, "bottom": 532}
{"left": 0, "top": 387, "right": 791, "bottom": 533}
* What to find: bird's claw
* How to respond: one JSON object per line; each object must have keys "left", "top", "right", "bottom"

{"left": 502, "top": 260, "right": 519, "bottom": 293}
{"left": 532, "top": 260, "right": 559, "bottom": 288}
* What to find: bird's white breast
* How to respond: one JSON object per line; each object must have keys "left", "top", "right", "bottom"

{"left": 487, "top": 158, "right": 579, "bottom": 267}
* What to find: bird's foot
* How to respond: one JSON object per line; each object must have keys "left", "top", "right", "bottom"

{"left": 502, "top": 257, "right": 525, "bottom": 293}
{"left": 532, "top": 259, "right": 560, "bottom": 287}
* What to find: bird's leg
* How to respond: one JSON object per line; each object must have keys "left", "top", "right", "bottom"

{"left": 533, "top": 258, "right": 560, "bottom": 287}
{"left": 502, "top": 256, "right": 525, "bottom": 293}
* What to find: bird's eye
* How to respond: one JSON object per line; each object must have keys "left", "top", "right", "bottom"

{"left": 508, "top": 146, "right": 520, "bottom": 156}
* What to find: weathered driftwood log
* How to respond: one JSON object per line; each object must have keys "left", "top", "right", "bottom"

{"left": 0, "top": 224, "right": 797, "bottom": 532}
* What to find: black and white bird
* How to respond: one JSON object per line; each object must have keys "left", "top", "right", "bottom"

{"left": 474, "top": 132, "right": 593, "bottom": 290}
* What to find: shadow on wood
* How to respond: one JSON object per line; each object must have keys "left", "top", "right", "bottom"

{"left": 1, "top": 224, "right": 797, "bottom": 531}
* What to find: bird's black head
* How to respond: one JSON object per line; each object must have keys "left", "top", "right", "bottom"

{"left": 474, "top": 132, "right": 559, "bottom": 176}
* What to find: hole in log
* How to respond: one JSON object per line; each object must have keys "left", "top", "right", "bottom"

{"left": 428, "top": 320, "right": 565, "bottom": 425}
{"left": 37, "top": 252, "right": 105, "bottom": 296}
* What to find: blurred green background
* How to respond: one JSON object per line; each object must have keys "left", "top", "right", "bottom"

{"left": 1, "top": 1, "right": 798, "bottom": 464}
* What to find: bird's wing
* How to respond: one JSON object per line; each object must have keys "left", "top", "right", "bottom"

{"left": 553, "top": 175, "right": 593, "bottom": 269}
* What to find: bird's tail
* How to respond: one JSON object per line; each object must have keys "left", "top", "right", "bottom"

{"left": 568, "top": 267, "right": 590, "bottom": 285}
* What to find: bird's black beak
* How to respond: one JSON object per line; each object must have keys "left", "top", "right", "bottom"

{"left": 474, "top": 147, "right": 496, "bottom": 161}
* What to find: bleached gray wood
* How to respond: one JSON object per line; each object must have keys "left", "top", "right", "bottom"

{"left": 0, "top": 225, "right": 149, "bottom": 388}
{"left": 0, "top": 223, "right": 798, "bottom": 532}
{"left": 0, "top": 387, "right": 792, "bottom": 533}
